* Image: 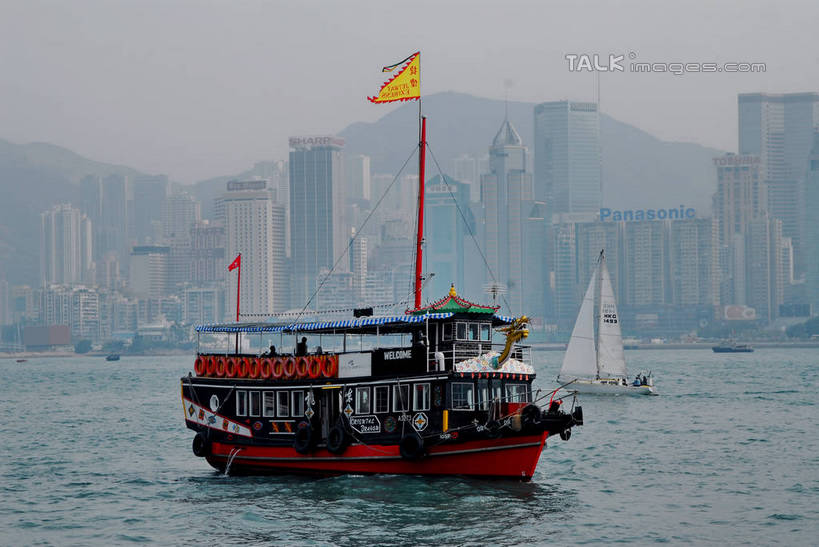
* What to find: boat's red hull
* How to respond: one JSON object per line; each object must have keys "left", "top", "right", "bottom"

{"left": 205, "top": 433, "right": 549, "bottom": 480}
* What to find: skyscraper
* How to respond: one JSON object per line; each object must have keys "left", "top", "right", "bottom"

{"left": 131, "top": 175, "right": 168, "bottom": 243}
{"left": 346, "top": 155, "right": 371, "bottom": 201}
{"left": 425, "top": 174, "right": 473, "bottom": 300}
{"left": 223, "top": 180, "right": 288, "bottom": 317}
{"left": 480, "top": 118, "right": 533, "bottom": 315}
{"left": 289, "top": 136, "right": 345, "bottom": 306}
{"left": 40, "top": 203, "right": 94, "bottom": 286}
{"left": 98, "top": 174, "right": 129, "bottom": 260}
{"left": 804, "top": 133, "right": 819, "bottom": 312}
{"left": 534, "top": 100, "right": 602, "bottom": 216}
{"left": 163, "top": 192, "right": 201, "bottom": 242}
{"left": 739, "top": 92, "right": 819, "bottom": 274}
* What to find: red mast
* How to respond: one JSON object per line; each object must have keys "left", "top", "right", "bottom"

{"left": 414, "top": 116, "right": 427, "bottom": 310}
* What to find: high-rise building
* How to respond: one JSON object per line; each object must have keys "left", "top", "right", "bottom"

{"left": 349, "top": 232, "right": 367, "bottom": 303}
{"left": 453, "top": 154, "right": 480, "bottom": 203}
{"left": 745, "top": 214, "right": 786, "bottom": 322}
{"left": 131, "top": 175, "right": 168, "bottom": 243}
{"left": 289, "top": 136, "right": 345, "bottom": 306}
{"left": 39, "top": 285, "right": 102, "bottom": 341}
{"left": 129, "top": 245, "right": 170, "bottom": 298}
{"left": 426, "top": 174, "right": 473, "bottom": 300}
{"left": 190, "top": 221, "right": 226, "bottom": 284}
{"left": 98, "top": 174, "right": 129, "bottom": 260}
{"left": 804, "top": 133, "right": 819, "bottom": 312}
{"left": 739, "top": 92, "right": 819, "bottom": 273}
{"left": 223, "top": 180, "right": 288, "bottom": 317}
{"left": 40, "top": 203, "right": 94, "bottom": 286}
{"left": 480, "top": 119, "right": 533, "bottom": 315}
{"left": 346, "top": 155, "right": 371, "bottom": 201}
{"left": 183, "top": 286, "right": 225, "bottom": 325}
{"left": 713, "top": 155, "right": 765, "bottom": 246}
{"left": 163, "top": 192, "right": 201, "bottom": 242}
{"left": 534, "top": 100, "right": 602, "bottom": 216}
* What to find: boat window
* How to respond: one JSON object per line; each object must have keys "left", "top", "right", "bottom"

{"left": 413, "top": 383, "right": 430, "bottom": 411}
{"left": 249, "top": 391, "right": 261, "bottom": 417}
{"left": 480, "top": 324, "right": 491, "bottom": 341}
{"left": 393, "top": 384, "right": 410, "bottom": 412}
{"left": 451, "top": 382, "right": 474, "bottom": 410}
{"left": 442, "top": 323, "right": 453, "bottom": 341}
{"left": 456, "top": 322, "right": 467, "bottom": 340}
{"left": 277, "top": 391, "right": 290, "bottom": 417}
{"left": 505, "top": 383, "right": 529, "bottom": 403}
{"left": 374, "top": 386, "right": 389, "bottom": 413}
{"left": 262, "top": 392, "right": 275, "bottom": 417}
{"left": 468, "top": 323, "right": 480, "bottom": 341}
{"left": 490, "top": 380, "right": 502, "bottom": 404}
{"left": 356, "top": 387, "right": 371, "bottom": 415}
{"left": 291, "top": 390, "right": 305, "bottom": 418}
{"left": 236, "top": 391, "right": 247, "bottom": 416}
{"left": 477, "top": 379, "right": 489, "bottom": 410}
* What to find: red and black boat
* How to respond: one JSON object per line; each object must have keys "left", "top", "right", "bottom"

{"left": 181, "top": 288, "right": 582, "bottom": 480}
{"left": 181, "top": 74, "right": 582, "bottom": 478}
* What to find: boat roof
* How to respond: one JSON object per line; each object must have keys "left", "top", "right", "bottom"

{"left": 195, "top": 312, "right": 516, "bottom": 335}
{"left": 410, "top": 286, "right": 500, "bottom": 315}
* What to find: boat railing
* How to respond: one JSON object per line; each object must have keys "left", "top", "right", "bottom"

{"left": 442, "top": 342, "right": 532, "bottom": 368}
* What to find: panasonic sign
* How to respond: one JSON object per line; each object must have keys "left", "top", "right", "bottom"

{"left": 599, "top": 206, "right": 696, "bottom": 222}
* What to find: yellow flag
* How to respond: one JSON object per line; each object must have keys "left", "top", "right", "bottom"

{"left": 368, "top": 52, "right": 420, "bottom": 104}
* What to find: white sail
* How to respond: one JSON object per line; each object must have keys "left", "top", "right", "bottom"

{"left": 558, "top": 264, "right": 598, "bottom": 381}
{"left": 596, "top": 258, "right": 627, "bottom": 379}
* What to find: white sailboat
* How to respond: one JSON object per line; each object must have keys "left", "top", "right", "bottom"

{"left": 557, "top": 250, "right": 656, "bottom": 395}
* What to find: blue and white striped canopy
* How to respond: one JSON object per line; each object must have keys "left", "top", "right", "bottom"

{"left": 195, "top": 312, "right": 517, "bottom": 334}
{"left": 196, "top": 312, "right": 458, "bottom": 334}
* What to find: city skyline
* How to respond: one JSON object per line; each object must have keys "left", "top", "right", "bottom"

{"left": 2, "top": 2, "right": 818, "bottom": 184}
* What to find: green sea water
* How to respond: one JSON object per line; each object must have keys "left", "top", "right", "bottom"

{"left": 1, "top": 349, "right": 817, "bottom": 545}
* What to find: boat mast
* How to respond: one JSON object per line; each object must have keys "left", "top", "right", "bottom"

{"left": 414, "top": 114, "right": 427, "bottom": 310}
{"left": 594, "top": 249, "right": 604, "bottom": 379}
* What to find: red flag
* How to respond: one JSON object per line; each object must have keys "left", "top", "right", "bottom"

{"left": 228, "top": 254, "right": 241, "bottom": 271}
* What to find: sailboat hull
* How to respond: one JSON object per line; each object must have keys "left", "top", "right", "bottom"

{"left": 559, "top": 378, "right": 656, "bottom": 396}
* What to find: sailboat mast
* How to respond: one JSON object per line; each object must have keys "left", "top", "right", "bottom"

{"left": 414, "top": 115, "right": 427, "bottom": 310}
{"left": 594, "top": 250, "right": 604, "bottom": 379}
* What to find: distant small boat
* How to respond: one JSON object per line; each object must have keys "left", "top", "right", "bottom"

{"left": 712, "top": 342, "right": 753, "bottom": 353}
{"left": 16, "top": 359, "right": 27, "bottom": 363}
{"left": 105, "top": 354, "right": 121, "bottom": 361}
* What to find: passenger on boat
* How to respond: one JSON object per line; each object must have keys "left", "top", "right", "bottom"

{"left": 264, "top": 345, "right": 277, "bottom": 357}
{"left": 633, "top": 375, "right": 641, "bottom": 387}
{"left": 296, "top": 337, "right": 308, "bottom": 356}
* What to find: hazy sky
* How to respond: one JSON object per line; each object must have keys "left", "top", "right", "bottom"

{"left": 1, "top": 0, "right": 818, "bottom": 183}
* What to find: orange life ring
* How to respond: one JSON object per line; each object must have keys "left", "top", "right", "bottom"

{"left": 283, "top": 357, "right": 296, "bottom": 379}
{"left": 225, "top": 357, "right": 236, "bottom": 378}
{"left": 259, "top": 358, "right": 272, "bottom": 379}
{"left": 295, "top": 357, "right": 309, "bottom": 379}
{"left": 194, "top": 355, "right": 206, "bottom": 376}
{"left": 215, "top": 356, "right": 226, "bottom": 377}
{"left": 205, "top": 356, "right": 216, "bottom": 376}
{"left": 321, "top": 355, "right": 338, "bottom": 378}
{"left": 272, "top": 357, "right": 286, "bottom": 380}
{"left": 307, "top": 356, "right": 322, "bottom": 379}
{"left": 247, "top": 357, "right": 260, "bottom": 379}
{"left": 234, "top": 357, "right": 247, "bottom": 378}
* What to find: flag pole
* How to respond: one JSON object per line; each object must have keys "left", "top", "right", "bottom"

{"left": 235, "top": 253, "right": 241, "bottom": 354}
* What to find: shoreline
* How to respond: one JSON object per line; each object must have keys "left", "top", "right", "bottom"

{"left": 530, "top": 341, "right": 819, "bottom": 351}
